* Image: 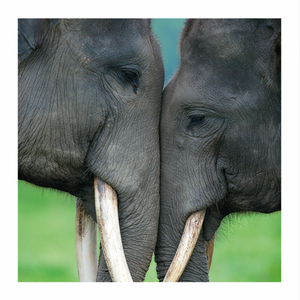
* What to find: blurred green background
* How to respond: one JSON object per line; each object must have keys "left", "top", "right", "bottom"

{"left": 18, "top": 19, "right": 281, "bottom": 282}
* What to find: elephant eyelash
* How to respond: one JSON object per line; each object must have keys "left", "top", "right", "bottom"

{"left": 122, "top": 70, "right": 139, "bottom": 94}
{"left": 109, "top": 66, "right": 140, "bottom": 94}
{"left": 188, "top": 115, "right": 205, "bottom": 129}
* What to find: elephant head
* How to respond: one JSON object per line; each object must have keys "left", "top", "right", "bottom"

{"left": 18, "top": 19, "right": 164, "bottom": 281}
{"left": 155, "top": 19, "right": 281, "bottom": 281}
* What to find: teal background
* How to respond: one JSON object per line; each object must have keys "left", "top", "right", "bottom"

{"left": 18, "top": 19, "right": 281, "bottom": 282}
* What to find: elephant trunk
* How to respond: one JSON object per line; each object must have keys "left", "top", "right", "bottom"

{"left": 96, "top": 182, "right": 159, "bottom": 282}
{"left": 163, "top": 210, "right": 206, "bottom": 282}
{"left": 75, "top": 174, "right": 159, "bottom": 282}
{"left": 76, "top": 179, "right": 134, "bottom": 282}
{"left": 155, "top": 200, "right": 210, "bottom": 282}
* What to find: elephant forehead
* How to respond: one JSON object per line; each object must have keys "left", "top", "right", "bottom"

{"left": 163, "top": 70, "right": 262, "bottom": 119}
{"left": 182, "top": 19, "right": 278, "bottom": 56}
{"left": 61, "top": 20, "right": 151, "bottom": 66}
{"left": 78, "top": 19, "right": 150, "bottom": 38}
{"left": 179, "top": 19, "right": 280, "bottom": 87}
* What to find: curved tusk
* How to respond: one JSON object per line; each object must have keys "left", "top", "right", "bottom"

{"left": 163, "top": 210, "right": 206, "bottom": 282}
{"left": 94, "top": 178, "right": 133, "bottom": 282}
{"left": 75, "top": 197, "right": 98, "bottom": 282}
{"left": 205, "top": 234, "right": 215, "bottom": 272}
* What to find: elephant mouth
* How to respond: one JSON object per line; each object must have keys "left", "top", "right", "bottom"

{"left": 75, "top": 178, "right": 133, "bottom": 282}
{"left": 162, "top": 210, "right": 215, "bottom": 282}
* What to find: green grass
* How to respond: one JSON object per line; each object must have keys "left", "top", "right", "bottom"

{"left": 18, "top": 180, "right": 280, "bottom": 282}
{"left": 209, "top": 212, "right": 281, "bottom": 282}
{"left": 18, "top": 181, "right": 78, "bottom": 282}
{"left": 18, "top": 180, "right": 159, "bottom": 282}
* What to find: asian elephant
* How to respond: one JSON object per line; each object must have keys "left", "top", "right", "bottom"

{"left": 18, "top": 19, "right": 164, "bottom": 282}
{"left": 155, "top": 19, "right": 281, "bottom": 282}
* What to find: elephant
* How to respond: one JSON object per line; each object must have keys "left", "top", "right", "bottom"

{"left": 18, "top": 19, "right": 164, "bottom": 282}
{"left": 155, "top": 19, "right": 281, "bottom": 282}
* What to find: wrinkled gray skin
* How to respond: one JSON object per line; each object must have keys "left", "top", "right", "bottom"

{"left": 18, "top": 19, "right": 164, "bottom": 282}
{"left": 155, "top": 19, "right": 281, "bottom": 282}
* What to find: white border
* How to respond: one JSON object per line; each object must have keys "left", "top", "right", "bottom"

{"left": 2, "top": 0, "right": 299, "bottom": 299}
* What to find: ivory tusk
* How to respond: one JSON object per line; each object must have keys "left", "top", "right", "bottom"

{"left": 94, "top": 178, "right": 133, "bottom": 282}
{"left": 163, "top": 210, "right": 206, "bottom": 282}
{"left": 75, "top": 197, "right": 98, "bottom": 282}
{"left": 205, "top": 234, "right": 215, "bottom": 272}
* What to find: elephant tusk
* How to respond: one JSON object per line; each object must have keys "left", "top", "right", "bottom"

{"left": 75, "top": 198, "right": 98, "bottom": 282}
{"left": 205, "top": 234, "right": 215, "bottom": 272}
{"left": 94, "top": 178, "right": 133, "bottom": 282}
{"left": 163, "top": 210, "right": 206, "bottom": 282}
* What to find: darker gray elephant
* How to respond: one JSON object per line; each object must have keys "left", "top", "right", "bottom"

{"left": 18, "top": 19, "right": 164, "bottom": 282}
{"left": 155, "top": 19, "right": 281, "bottom": 282}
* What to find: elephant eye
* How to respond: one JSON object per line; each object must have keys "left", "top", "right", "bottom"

{"left": 188, "top": 115, "right": 205, "bottom": 129}
{"left": 123, "top": 70, "right": 139, "bottom": 94}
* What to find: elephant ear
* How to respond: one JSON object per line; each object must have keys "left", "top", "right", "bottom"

{"left": 18, "top": 19, "right": 56, "bottom": 64}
